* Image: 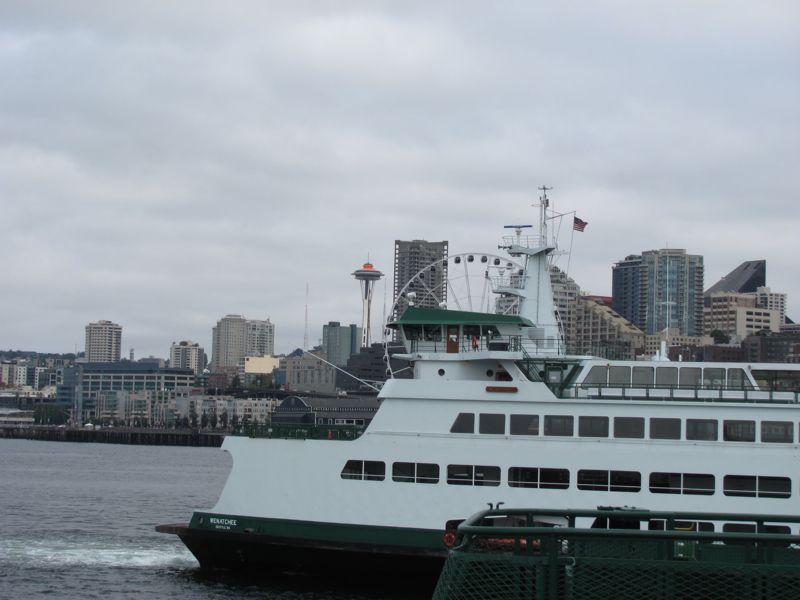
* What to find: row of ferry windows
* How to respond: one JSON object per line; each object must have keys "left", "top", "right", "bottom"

{"left": 582, "top": 365, "right": 800, "bottom": 391}
{"left": 451, "top": 412, "right": 796, "bottom": 443}
{"left": 339, "top": 461, "right": 792, "bottom": 498}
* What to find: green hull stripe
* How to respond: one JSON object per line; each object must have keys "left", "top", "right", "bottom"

{"left": 189, "top": 512, "right": 443, "bottom": 550}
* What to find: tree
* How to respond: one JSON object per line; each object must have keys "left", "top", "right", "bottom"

{"left": 230, "top": 376, "right": 241, "bottom": 391}
{"left": 201, "top": 412, "right": 209, "bottom": 429}
{"left": 230, "top": 414, "right": 239, "bottom": 431}
{"left": 190, "top": 411, "right": 198, "bottom": 429}
{"left": 210, "top": 412, "right": 218, "bottom": 429}
{"left": 220, "top": 409, "right": 229, "bottom": 429}
{"left": 710, "top": 329, "right": 730, "bottom": 345}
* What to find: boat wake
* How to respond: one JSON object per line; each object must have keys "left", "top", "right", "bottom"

{"left": 0, "top": 538, "right": 198, "bottom": 569}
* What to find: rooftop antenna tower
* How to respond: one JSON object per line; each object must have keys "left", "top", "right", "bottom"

{"left": 352, "top": 259, "right": 384, "bottom": 349}
{"left": 303, "top": 283, "right": 309, "bottom": 351}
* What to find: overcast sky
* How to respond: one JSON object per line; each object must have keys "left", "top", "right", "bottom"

{"left": 2, "top": 1, "right": 798, "bottom": 358}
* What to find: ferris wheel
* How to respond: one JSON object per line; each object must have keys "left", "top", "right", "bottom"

{"left": 382, "top": 252, "right": 525, "bottom": 378}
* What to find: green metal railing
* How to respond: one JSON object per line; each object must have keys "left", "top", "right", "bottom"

{"left": 433, "top": 507, "right": 800, "bottom": 600}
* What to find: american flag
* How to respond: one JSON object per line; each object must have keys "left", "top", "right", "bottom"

{"left": 573, "top": 216, "right": 588, "bottom": 232}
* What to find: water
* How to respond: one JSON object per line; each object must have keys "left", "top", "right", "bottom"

{"left": 0, "top": 439, "right": 427, "bottom": 599}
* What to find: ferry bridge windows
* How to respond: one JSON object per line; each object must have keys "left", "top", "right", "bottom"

{"left": 510, "top": 414, "right": 539, "bottom": 436}
{"left": 392, "top": 462, "right": 440, "bottom": 484}
{"left": 723, "top": 475, "right": 791, "bottom": 499}
{"left": 761, "top": 421, "right": 794, "bottom": 443}
{"left": 544, "top": 415, "right": 574, "bottom": 436}
{"left": 614, "top": 417, "right": 644, "bottom": 439}
{"left": 608, "top": 366, "right": 630, "bottom": 386}
{"left": 752, "top": 369, "right": 800, "bottom": 392}
{"left": 727, "top": 368, "right": 753, "bottom": 390}
{"left": 447, "top": 464, "right": 500, "bottom": 486}
{"left": 703, "top": 368, "right": 725, "bottom": 389}
{"left": 508, "top": 467, "right": 569, "bottom": 489}
{"left": 340, "top": 460, "right": 386, "bottom": 481}
{"left": 479, "top": 413, "right": 505, "bottom": 435}
{"left": 578, "top": 416, "right": 609, "bottom": 438}
{"left": 649, "top": 472, "right": 715, "bottom": 495}
{"left": 450, "top": 413, "right": 475, "bottom": 433}
{"left": 582, "top": 366, "right": 608, "bottom": 386}
{"left": 686, "top": 419, "right": 718, "bottom": 441}
{"left": 650, "top": 418, "right": 681, "bottom": 440}
{"left": 723, "top": 420, "right": 755, "bottom": 442}
{"left": 577, "top": 470, "right": 641, "bottom": 492}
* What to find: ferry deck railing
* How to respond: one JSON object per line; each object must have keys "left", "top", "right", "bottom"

{"left": 433, "top": 507, "right": 800, "bottom": 600}
{"left": 557, "top": 383, "right": 800, "bottom": 404}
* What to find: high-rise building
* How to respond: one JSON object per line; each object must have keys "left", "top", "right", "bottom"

{"left": 755, "top": 286, "right": 787, "bottom": 325}
{"left": 612, "top": 249, "right": 704, "bottom": 336}
{"left": 393, "top": 240, "right": 448, "bottom": 316}
{"left": 705, "top": 260, "right": 766, "bottom": 296}
{"left": 169, "top": 341, "right": 206, "bottom": 375}
{"left": 211, "top": 315, "right": 275, "bottom": 371}
{"left": 704, "top": 291, "right": 782, "bottom": 340}
{"left": 84, "top": 320, "right": 122, "bottom": 363}
{"left": 322, "top": 322, "right": 362, "bottom": 366}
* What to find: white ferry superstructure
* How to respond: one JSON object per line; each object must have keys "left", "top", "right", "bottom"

{"left": 158, "top": 196, "right": 800, "bottom": 575}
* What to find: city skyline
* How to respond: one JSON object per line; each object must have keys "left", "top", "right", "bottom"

{"left": 2, "top": 2, "right": 797, "bottom": 357}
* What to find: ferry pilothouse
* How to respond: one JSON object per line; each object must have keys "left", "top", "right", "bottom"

{"left": 158, "top": 193, "right": 800, "bottom": 577}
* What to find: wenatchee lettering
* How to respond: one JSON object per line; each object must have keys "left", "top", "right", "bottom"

{"left": 210, "top": 518, "right": 238, "bottom": 526}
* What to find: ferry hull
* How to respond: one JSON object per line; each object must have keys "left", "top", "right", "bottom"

{"left": 156, "top": 518, "right": 446, "bottom": 580}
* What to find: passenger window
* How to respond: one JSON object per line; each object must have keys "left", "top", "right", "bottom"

{"left": 723, "top": 420, "right": 755, "bottom": 442}
{"left": 758, "top": 476, "right": 791, "bottom": 499}
{"left": 703, "top": 368, "right": 725, "bottom": 388}
{"left": 392, "top": 462, "right": 415, "bottom": 483}
{"left": 614, "top": 417, "right": 644, "bottom": 439}
{"left": 649, "top": 472, "right": 681, "bottom": 494}
{"left": 508, "top": 467, "right": 539, "bottom": 488}
{"left": 582, "top": 366, "right": 608, "bottom": 386}
{"left": 650, "top": 418, "right": 681, "bottom": 440}
{"left": 608, "top": 366, "right": 631, "bottom": 386}
{"left": 364, "top": 461, "right": 385, "bottom": 481}
{"left": 450, "top": 413, "right": 475, "bottom": 433}
{"left": 650, "top": 472, "right": 714, "bottom": 495}
{"left": 447, "top": 464, "right": 500, "bottom": 486}
{"left": 510, "top": 414, "right": 539, "bottom": 436}
{"left": 341, "top": 460, "right": 364, "bottom": 480}
{"left": 727, "top": 368, "right": 753, "bottom": 390}
{"left": 544, "top": 415, "right": 574, "bottom": 436}
{"left": 416, "top": 463, "right": 440, "bottom": 484}
{"left": 679, "top": 367, "right": 701, "bottom": 387}
{"left": 723, "top": 475, "right": 756, "bottom": 497}
{"left": 540, "top": 468, "right": 570, "bottom": 489}
{"left": 683, "top": 473, "right": 715, "bottom": 495}
{"left": 578, "top": 416, "right": 609, "bottom": 437}
{"left": 447, "top": 464, "right": 473, "bottom": 485}
{"left": 479, "top": 413, "right": 505, "bottom": 434}
{"left": 761, "top": 421, "right": 793, "bottom": 443}
{"left": 610, "top": 471, "right": 642, "bottom": 492}
{"left": 656, "top": 367, "right": 678, "bottom": 386}
{"left": 686, "top": 419, "right": 718, "bottom": 441}
{"left": 632, "top": 367, "right": 654, "bottom": 386}
{"left": 474, "top": 465, "right": 501, "bottom": 486}
{"left": 577, "top": 470, "right": 608, "bottom": 491}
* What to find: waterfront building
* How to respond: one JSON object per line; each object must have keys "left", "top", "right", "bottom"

{"left": 755, "top": 287, "right": 787, "bottom": 325}
{"left": 84, "top": 320, "right": 122, "bottom": 363}
{"left": 285, "top": 351, "right": 336, "bottom": 395}
{"left": 572, "top": 297, "right": 645, "bottom": 360}
{"left": 68, "top": 362, "right": 194, "bottom": 425}
{"left": 643, "top": 328, "right": 714, "bottom": 358}
{"left": 612, "top": 249, "right": 704, "bottom": 336}
{"left": 243, "top": 355, "right": 280, "bottom": 386}
{"left": 170, "top": 341, "right": 206, "bottom": 375}
{"left": 322, "top": 322, "right": 362, "bottom": 367}
{"left": 393, "top": 239, "right": 449, "bottom": 316}
{"left": 211, "top": 315, "right": 275, "bottom": 370}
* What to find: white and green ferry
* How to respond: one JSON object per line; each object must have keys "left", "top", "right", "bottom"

{"left": 158, "top": 196, "right": 800, "bottom": 577}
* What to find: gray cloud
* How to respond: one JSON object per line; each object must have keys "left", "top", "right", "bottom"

{"left": 1, "top": 1, "right": 797, "bottom": 357}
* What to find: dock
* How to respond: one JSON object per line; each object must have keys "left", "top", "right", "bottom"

{"left": 0, "top": 426, "right": 225, "bottom": 447}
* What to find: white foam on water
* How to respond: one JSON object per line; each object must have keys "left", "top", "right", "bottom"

{"left": 1, "top": 538, "right": 198, "bottom": 569}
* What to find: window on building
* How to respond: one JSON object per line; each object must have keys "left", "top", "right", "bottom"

{"left": 450, "top": 413, "right": 475, "bottom": 433}
{"left": 510, "top": 414, "right": 539, "bottom": 436}
{"left": 579, "top": 416, "right": 609, "bottom": 437}
{"left": 650, "top": 418, "right": 681, "bottom": 440}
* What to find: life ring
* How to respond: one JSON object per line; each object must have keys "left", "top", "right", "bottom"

{"left": 443, "top": 531, "right": 457, "bottom": 548}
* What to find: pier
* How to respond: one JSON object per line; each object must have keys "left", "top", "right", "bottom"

{"left": 0, "top": 426, "right": 225, "bottom": 447}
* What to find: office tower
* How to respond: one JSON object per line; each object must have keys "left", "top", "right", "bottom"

{"left": 393, "top": 240, "right": 448, "bottom": 316}
{"left": 612, "top": 249, "right": 704, "bottom": 336}
{"left": 704, "top": 292, "right": 781, "bottom": 339}
{"left": 84, "top": 320, "right": 122, "bottom": 363}
{"left": 755, "top": 286, "right": 787, "bottom": 325}
{"left": 211, "top": 315, "right": 275, "bottom": 370}
{"left": 705, "top": 260, "right": 766, "bottom": 295}
{"left": 352, "top": 262, "right": 384, "bottom": 348}
{"left": 322, "top": 322, "right": 362, "bottom": 366}
{"left": 170, "top": 341, "right": 206, "bottom": 375}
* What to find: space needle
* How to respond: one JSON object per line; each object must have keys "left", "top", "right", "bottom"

{"left": 352, "top": 261, "right": 384, "bottom": 349}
